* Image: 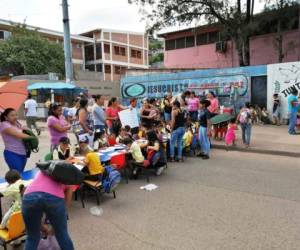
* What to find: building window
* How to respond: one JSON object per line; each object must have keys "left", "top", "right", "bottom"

{"left": 114, "top": 46, "right": 126, "bottom": 56}
{"left": 208, "top": 32, "right": 219, "bottom": 43}
{"left": 105, "top": 65, "right": 111, "bottom": 74}
{"left": 165, "top": 39, "right": 176, "bottom": 50}
{"left": 104, "top": 44, "right": 110, "bottom": 53}
{"left": 84, "top": 45, "right": 94, "bottom": 61}
{"left": 85, "top": 64, "right": 95, "bottom": 71}
{"left": 175, "top": 37, "right": 185, "bottom": 49}
{"left": 96, "top": 43, "right": 102, "bottom": 60}
{"left": 186, "top": 36, "right": 195, "bottom": 48}
{"left": 131, "top": 49, "right": 142, "bottom": 59}
{"left": 196, "top": 34, "right": 208, "bottom": 45}
{"left": 96, "top": 63, "right": 103, "bottom": 72}
{"left": 0, "top": 31, "right": 4, "bottom": 40}
{"left": 114, "top": 66, "right": 126, "bottom": 75}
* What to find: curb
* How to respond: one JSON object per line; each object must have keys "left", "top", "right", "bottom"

{"left": 212, "top": 144, "right": 300, "bottom": 158}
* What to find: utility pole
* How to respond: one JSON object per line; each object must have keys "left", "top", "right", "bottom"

{"left": 62, "top": 0, "right": 73, "bottom": 83}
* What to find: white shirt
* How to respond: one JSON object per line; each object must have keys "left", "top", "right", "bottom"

{"left": 68, "top": 107, "right": 77, "bottom": 119}
{"left": 24, "top": 99, "right": 38, "bottom": 117}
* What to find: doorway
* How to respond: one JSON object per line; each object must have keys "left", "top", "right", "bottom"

{"left": 251, "top": 76, "right": 267, "bottom": 108}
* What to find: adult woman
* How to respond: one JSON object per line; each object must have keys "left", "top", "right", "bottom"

{"left": 22, "top": 171, "right": 74, "bottom": 250}
{"left": 146, "top": 130, "right": 167, "bottom": 176}
{"left": 170, "top": 100, "right": 185, "bottom": 162}
{"left": 207, "top": 91, "right": 219, "bottom": 116}
{"left": 187, "top": 91, "right": 199, "bottom": 122}
{"left": 237, "top": 102, "right": 252, "bottom": 148}
{"left": 47, "top": 103, "right": 71, "bottom": 150}
{"left": 163, "top": 93, "right": 172, "bottom": 122}
{"left": 0, "top": 108, "right": 31, "bottom": 172}
{"left": 106, "top": 97, "right": 122, "bottom": 135}
{"left": 140, "top": 99, "right": 156, "bottom": 129}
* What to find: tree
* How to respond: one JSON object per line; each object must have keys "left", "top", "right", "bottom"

{"left": 129, "top": 0, "right": 256, "bottom": 66}
{"left": 129, "top": 0, "right": 299, "bottom": 67}
{"left": 0, "top": 24, "right": 65, "bottom": 77}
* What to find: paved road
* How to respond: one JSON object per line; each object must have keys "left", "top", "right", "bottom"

{"left": 1, "top": 130, "right": 300, "bottom": 249}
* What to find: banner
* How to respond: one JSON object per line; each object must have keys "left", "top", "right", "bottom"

{"left": 267, "top": 61, "right": 300, "bottom": 119}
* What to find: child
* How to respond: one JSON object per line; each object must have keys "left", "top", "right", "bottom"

{"left": 124, "top": 125, "right": 132, "bottom": 139}
{"left": 79, "top": 136, "right": 105, "bottom": 181}
{"left": 116, "top": 128, "right": 127, "bottom": 144}
{"left": 197, "top": 99, "right": 211, "bottom": 160}
{"left": 95, "top": 131, "right": 109, "bottom": 150}
{"left": 52, "top": 137, "right": 73, "bottom": 160}
{"left": 225, "top": 118, "right": 237, "bottom": 147}
{"left": 272, "top": 94, "right": 280, "bottom": 126}
{"left": 0, "top": 170, "right": 25, "bottom": 229}
{"left": 123, "top": 137, "right": 148, "bottom": 177}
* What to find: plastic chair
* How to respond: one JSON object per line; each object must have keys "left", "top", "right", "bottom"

{"left": 110, "top": 153, "right": 128, "bottom": 184}
{"left": 0, "top": 212, "right": 25, "bottom": 250}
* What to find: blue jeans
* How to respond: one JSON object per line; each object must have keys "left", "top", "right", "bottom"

{"left": 22, "top": 192, "right": 74, "bottom": 250}
{"left": 170, "top": 127, "right": 185, "bottom": 159}
{"left": 241, "top": 123, "right": 252, "bottom": 145}
{"left": 4, "top": 150, "right": 27, "bottom": 173}
{"left": 288, "top": 111, "right": 297, "bottom": 134}
{"left": 199, "top": 126, "right": 210, "bottom": 155}
{"left": 164, "top": 112, "right": 171, "bottom": 122}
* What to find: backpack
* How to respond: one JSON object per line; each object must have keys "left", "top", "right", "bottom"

{"left": 102, "top": 166, "right": 121, "bottom": 193}
{"left": 239, "top": 109, "right": 251, "bottom": 124}
{"left": 22, "top": 129, "right": 39, "bottom": 158}
{"left": 36, "top": 161, "right": 85, "bottom": 185}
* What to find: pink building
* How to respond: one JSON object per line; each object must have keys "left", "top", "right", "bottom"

{"left": 160, "top": 23, "right": 300, "bottom": 69}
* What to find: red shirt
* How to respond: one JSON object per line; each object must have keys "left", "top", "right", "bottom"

{"left": 106, "top": 107, "right": 120, "bottom": 128}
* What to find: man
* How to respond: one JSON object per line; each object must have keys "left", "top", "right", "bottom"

{"left": 24, "top": 94, "right": 41, "bottom": 135}
{"left": 287, "top": 88, "right": 299, "bottom": 135}
{"left": 93, "top": 95, "right": 106, "bottom": 132}
{"left": 128, "top": 98, "right": 140, "bottom": 134}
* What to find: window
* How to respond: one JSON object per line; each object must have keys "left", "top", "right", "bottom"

{"left": 115, "top": 66, "right": 127, "bottom": 75}
{"left": 0, "top": 31, "right": 4, "bottom": 40}
{"left": 84, "top": 45, "right": 94, "bottom": 61}
{"left": 96, "top": 43, "right": 102, "bottom": 60}
{"left": 208, "top": 32, "right": 219, "bottom": 43}
{"left": 85, "top": 65, "right": 95, "bottom": 71}
{"left": 104, "top": 44, "right": 110, "bottom": 53}
{"left": 186, "top": 36, "right": 195, "bottom": 48}
{"left": 96, "top": 63, "right": 103, "bottom": 72}
{"left": 175, "top": 37, "right": 185, "bottom": 49}
{"left": 131, "top": 49, "right": 142, "bottom": 59}
{"left": 165, "top": 39, "right": 176, "bottom": 50}
{"left": 114, "top": 46, "right": 126, "bottom": 56}
{"left": 105, "top": 65, "right": 111, "bottom": 74}
{"left": 196, "top": 34, "right": 208, "bottom": 45}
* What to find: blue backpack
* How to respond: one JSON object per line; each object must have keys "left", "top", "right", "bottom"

{"left": 102, "top": 166, "right": 121, "bottom": 193}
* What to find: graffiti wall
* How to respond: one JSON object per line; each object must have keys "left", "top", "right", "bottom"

{"left": 121, "top": 65, "right": 266, "bottom": 109}
{"left": 267, "top": 61, "right": 300, "bottom": 119}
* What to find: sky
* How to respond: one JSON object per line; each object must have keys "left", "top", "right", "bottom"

{"left": 0, "top": 0, "right": 148, "bottom": 34}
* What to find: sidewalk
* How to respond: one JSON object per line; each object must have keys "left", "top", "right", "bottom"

{"left": 212, "top": 124, "right": 300, "bottom": 157}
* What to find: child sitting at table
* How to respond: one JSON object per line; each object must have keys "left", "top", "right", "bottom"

{"left": 123, "top": 137, "right": 148, "bottom": 178}
{"left": 124, "top": 125, "right": 133, "bottom": 139}
{"left": 116, "top": 128, "right": 127, "bottom": 144}
{"left": 0, "top": 170, "right": 25, "bottom": 229}
{"left": 79, "top": 136, "right": 105, "bottom": 181}
{"left": 52, "top": 137, "right": 73, "bottom": 161}
{"left": 95, "top": 131, "right": 109, "bottom": 150}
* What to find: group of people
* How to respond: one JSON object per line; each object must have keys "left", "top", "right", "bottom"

{"left": 0, "top": 90, "right": 257, "bottom": 250}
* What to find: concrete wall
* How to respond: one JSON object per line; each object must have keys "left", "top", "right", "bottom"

{"left": 164, "top": 30, "right": 300, "bottom": 69}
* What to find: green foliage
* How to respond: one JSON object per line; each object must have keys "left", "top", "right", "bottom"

{"left": 149, "top": 53, "right": 164, "bottom": 65}
{"left": 0, "top": 24, "right": 65, "bottom": 76}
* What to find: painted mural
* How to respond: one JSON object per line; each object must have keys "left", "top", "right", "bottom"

{"left": 121, "top": 65, "right": 266, "bottom": 109}
{"left": 267, "top": 61, "right": 300, "bottom": 119}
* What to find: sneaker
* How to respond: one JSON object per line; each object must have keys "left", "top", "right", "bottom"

{"left": 156, "top": 166, "right": 165, "bottom": 176}
{"left": 202, "top": 155, "right": 210, "bottom": 160}
{"left": 197, "top": 152, "right": 205, "bottom": 157}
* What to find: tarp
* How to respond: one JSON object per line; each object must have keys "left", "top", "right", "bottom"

{"left": 0, "top": 80, "right": 28, "bottom": 112}
{"left": 28, "top": 82, "right": 80, "bottom": 90}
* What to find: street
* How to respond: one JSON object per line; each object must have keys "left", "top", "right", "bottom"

{"left": 1, "top": 129, "right": 300, "bottom": 249}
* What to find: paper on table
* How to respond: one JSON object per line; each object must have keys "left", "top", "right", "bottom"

{"left": 119, "top": 109, "right": 139, "bottom": 128}
{"left": 140, "top": 184, "right": 158, "bottom": 191}
{"left": 74, "top": 164, "right": 84, "bottom": 171}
